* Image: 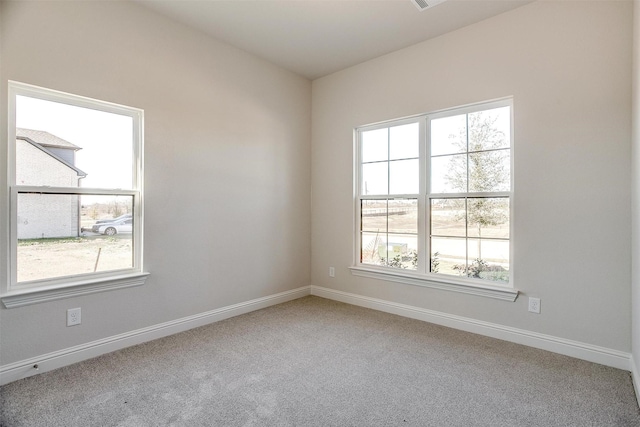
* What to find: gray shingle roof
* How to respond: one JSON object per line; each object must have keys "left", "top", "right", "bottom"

{"left": 16, "top": 128, "right": 87, "bottom": 177}
{"left": 16, "top": 128, "right": 81, "bottom": 150}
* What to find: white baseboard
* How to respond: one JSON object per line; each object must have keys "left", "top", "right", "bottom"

{"left": 2, "top": 284, "right": 632, "bottom": 387}
{"left": 632, "top": 355, "right": 640, "bottom": 408}
{"left": 0, "top": 286, "right": 311, "bottom": 386}
{"left": 310, "top": 285, "right": 632, "bottom": 371}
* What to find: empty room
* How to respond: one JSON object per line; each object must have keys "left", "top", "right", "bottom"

{"left": 1, "top": 0, "right": 640, "bottom": 425}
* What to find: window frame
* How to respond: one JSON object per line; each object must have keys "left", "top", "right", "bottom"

{"left": 351, "top": 98, "right": 517, "bottom": 301}
{"left": 2, "top": 81, "right": 148, "bottom": 308}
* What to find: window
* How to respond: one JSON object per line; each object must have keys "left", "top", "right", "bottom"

{"left": 353, "top": 99, "right": 516, "bottom": 300}
{"left": 2, "top": 81, "right": 147, "bottom": 308}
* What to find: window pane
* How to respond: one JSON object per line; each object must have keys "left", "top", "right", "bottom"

{"left": 383, "top": 234, "right": 418, "bottom": 270}
{"left": 467, "top": 198, "right": 509, "bottom": 238}
{"left": 361, "top": 200, "right": 387, "bottom": 233}
{"left": 362, "top": 162, "right": 388, "bottom": 195}
{"left": 358, "top": 102, "right": 511, "bottom": 283}
{"left": 389, "top": 122, "right": 419, "bottom": 160}
{"left": 388, "top": 199, "right": 417, "bottom": 234}
{"left": 430, "top": 154, "right": 467, "bottom": 193}
{"left": 361, "top": 231, "right": 385, "bottom": 266}
{"left": 81, "top": 195, "right": 134, "bottom": 235}
{"left": 17, "top": 194, "right": 134, "bottom": 283}
{"left": 16, "top": 96, "right": 134, "bottom": 189}
{"left": 468, "top": 149, "right": 510, "bottom": 193}
{"left": 430, "top": 114, "right": 466, "bottom": 156}
{"left": 362, "top": 128, "right": 388, "bottom": 163}
{"left": 389, "top": 159, "right": 419, "bottom": 195}
{"left": 467, "top": 239, "right": 509, "bottom": 283}
{"left": 468, "top": 106, "right": 510, "bottom": 151}
{"left": 430, "top": 237, "right": 466, "bottom": 276}
{"left": 431, "top": 198, "right": 466, "bottom": 237}
{"left": 18, "top": 193, "right": 82, "bottom": 240}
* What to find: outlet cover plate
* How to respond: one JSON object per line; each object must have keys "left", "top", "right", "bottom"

{"left": 528, "top": 297, "right": 541, "bottom": 314}
{"left": 67, "top": 307, "right": 81, "bottom": 326}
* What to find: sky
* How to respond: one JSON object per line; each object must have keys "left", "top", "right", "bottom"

{"left": 16, "top": 95, "right": 134, "bottom": 190}
{"left": 360, "top": 107, "right": 510, "bottom": 195}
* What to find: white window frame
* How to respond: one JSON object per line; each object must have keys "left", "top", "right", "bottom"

{"left": 2, "top": 81, "right": 148, "bottom": 308}
{"left": 350, "top": 98, "right": 518, "bottom": 301}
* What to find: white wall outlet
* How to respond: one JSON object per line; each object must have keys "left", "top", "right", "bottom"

{"left": 528, "top": 297, "right": 541, "bottom": 314}
{"left": 329, "top": 267, "right": 335, "bottom": 277}
{"left": 67, "top": 307, "right": 81, "bottom": 326}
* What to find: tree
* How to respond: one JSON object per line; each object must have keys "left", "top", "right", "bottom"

{"left": 110, "top": 201, "right": 123, "bottom": 218}
{"left": 445, "top": 110, "right": 509, "bottom": 193}
{"left": 89, "top": 204, "right": 99, "bottom": 220}
{"left": 444, "top": 110, "right": 509, "bottom": 264}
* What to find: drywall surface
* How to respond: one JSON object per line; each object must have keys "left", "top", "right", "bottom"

{"left": 312, "top": 1, "right": 633, "bottom": 351}
{"left": 632, "top": 0, "right": 640, "bottom": 377}
{"left": 0, "top": 1, "right": 311, "bottom": 364}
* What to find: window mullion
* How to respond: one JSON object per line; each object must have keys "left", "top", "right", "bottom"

{"left": 355, "top": 98, "right": 512, "bottom": 286}
{"left": 385, "top": 128, "right": 390, "bottom": 266}
{"left": 356, "top": 129, "right": 362, "bottom": 266}
{"left": 9, "top": 188, "right": 18, "bottom": 290}
{"left": 422, "top": 116, "right": 429, "bottom": 274}
{"left": 465, "top": 197, "right": 469, "bottom": 270}
{"left": 429, "top": 191, "right": 510, "bottom": 199}
{"left": 465, "top": 114, "right": 470, "bottom": 271}
{"left": 13, "top": 186, "right": 137, "bottom": 196}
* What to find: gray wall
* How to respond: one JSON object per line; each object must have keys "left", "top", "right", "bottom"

{"left": 1, "top": 0, "right": 636, "bottom": 372}
{"left": 0, "top": 1, "right": 311, "bottom": 365}
{"left": 311, "top": 1, "right": 633, "bottom": 352}
{"left": 632, "top": 0, "right": 640, "bottom": 382}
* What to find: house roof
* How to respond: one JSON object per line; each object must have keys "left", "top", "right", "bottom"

{"left": 16, "top": 128, "right": 87, "bottom": 178}
{"left": 16, "top": 128, "right": 81, "bottom": 151}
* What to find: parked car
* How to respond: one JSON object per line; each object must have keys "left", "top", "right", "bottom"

{"left": 91, "top": 214, "right": 132, "bottom": 233}
{"left": 97, "top": 218, "right": 133, "bottom": 236}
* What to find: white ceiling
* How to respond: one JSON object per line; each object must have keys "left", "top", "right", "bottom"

{"left": 136, "top": 0, "right": 534, "bottom": 80}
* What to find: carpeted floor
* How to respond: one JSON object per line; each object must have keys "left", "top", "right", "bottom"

{"left": 1, "top": 296, "right": 639, "bottom": 426}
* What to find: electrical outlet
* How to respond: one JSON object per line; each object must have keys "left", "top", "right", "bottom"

{"left": 329, "top": 267, "right": 335, "bottom": 277}
{"left": 528, "top": 297, "right": 541, "bottom": 314}
{"left": 67, "top": 308, "right": 81, "bottom": 326}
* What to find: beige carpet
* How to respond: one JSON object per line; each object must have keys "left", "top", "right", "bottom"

{"left": 1, "top": 296, "right": 639, "bottom": 426}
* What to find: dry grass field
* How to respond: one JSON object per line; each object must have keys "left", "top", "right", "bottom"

{"left": 361, "top": 200, "right": 510, "bottom": 281}
{"left": 17, "top": 236, "right": 132, "bottom": 283}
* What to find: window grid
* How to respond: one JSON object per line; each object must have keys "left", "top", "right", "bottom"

{"left": 356, "top": 99, "right": 512, "bottom": 286}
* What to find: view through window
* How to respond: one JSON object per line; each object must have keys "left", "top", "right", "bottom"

{"left": 8, "top": 82, "right": 143, "bottom": 289}
{"left": 356, "top": 100, "right": 512, "bottom": 285}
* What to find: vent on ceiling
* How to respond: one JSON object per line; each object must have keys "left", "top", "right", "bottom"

{"left": 411, "top": 0, "right": 447, "bottom": 12}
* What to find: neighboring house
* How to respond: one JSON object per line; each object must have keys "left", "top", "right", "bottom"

{"left": 15, "top": 128, "right": 86, "bottom": 239}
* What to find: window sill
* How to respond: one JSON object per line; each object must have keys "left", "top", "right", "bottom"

{"left": 349, "top": 266, "right": 518, "bottom": 301}
{"left": 1, "top": 272, "right": 150, "bottom": 308}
